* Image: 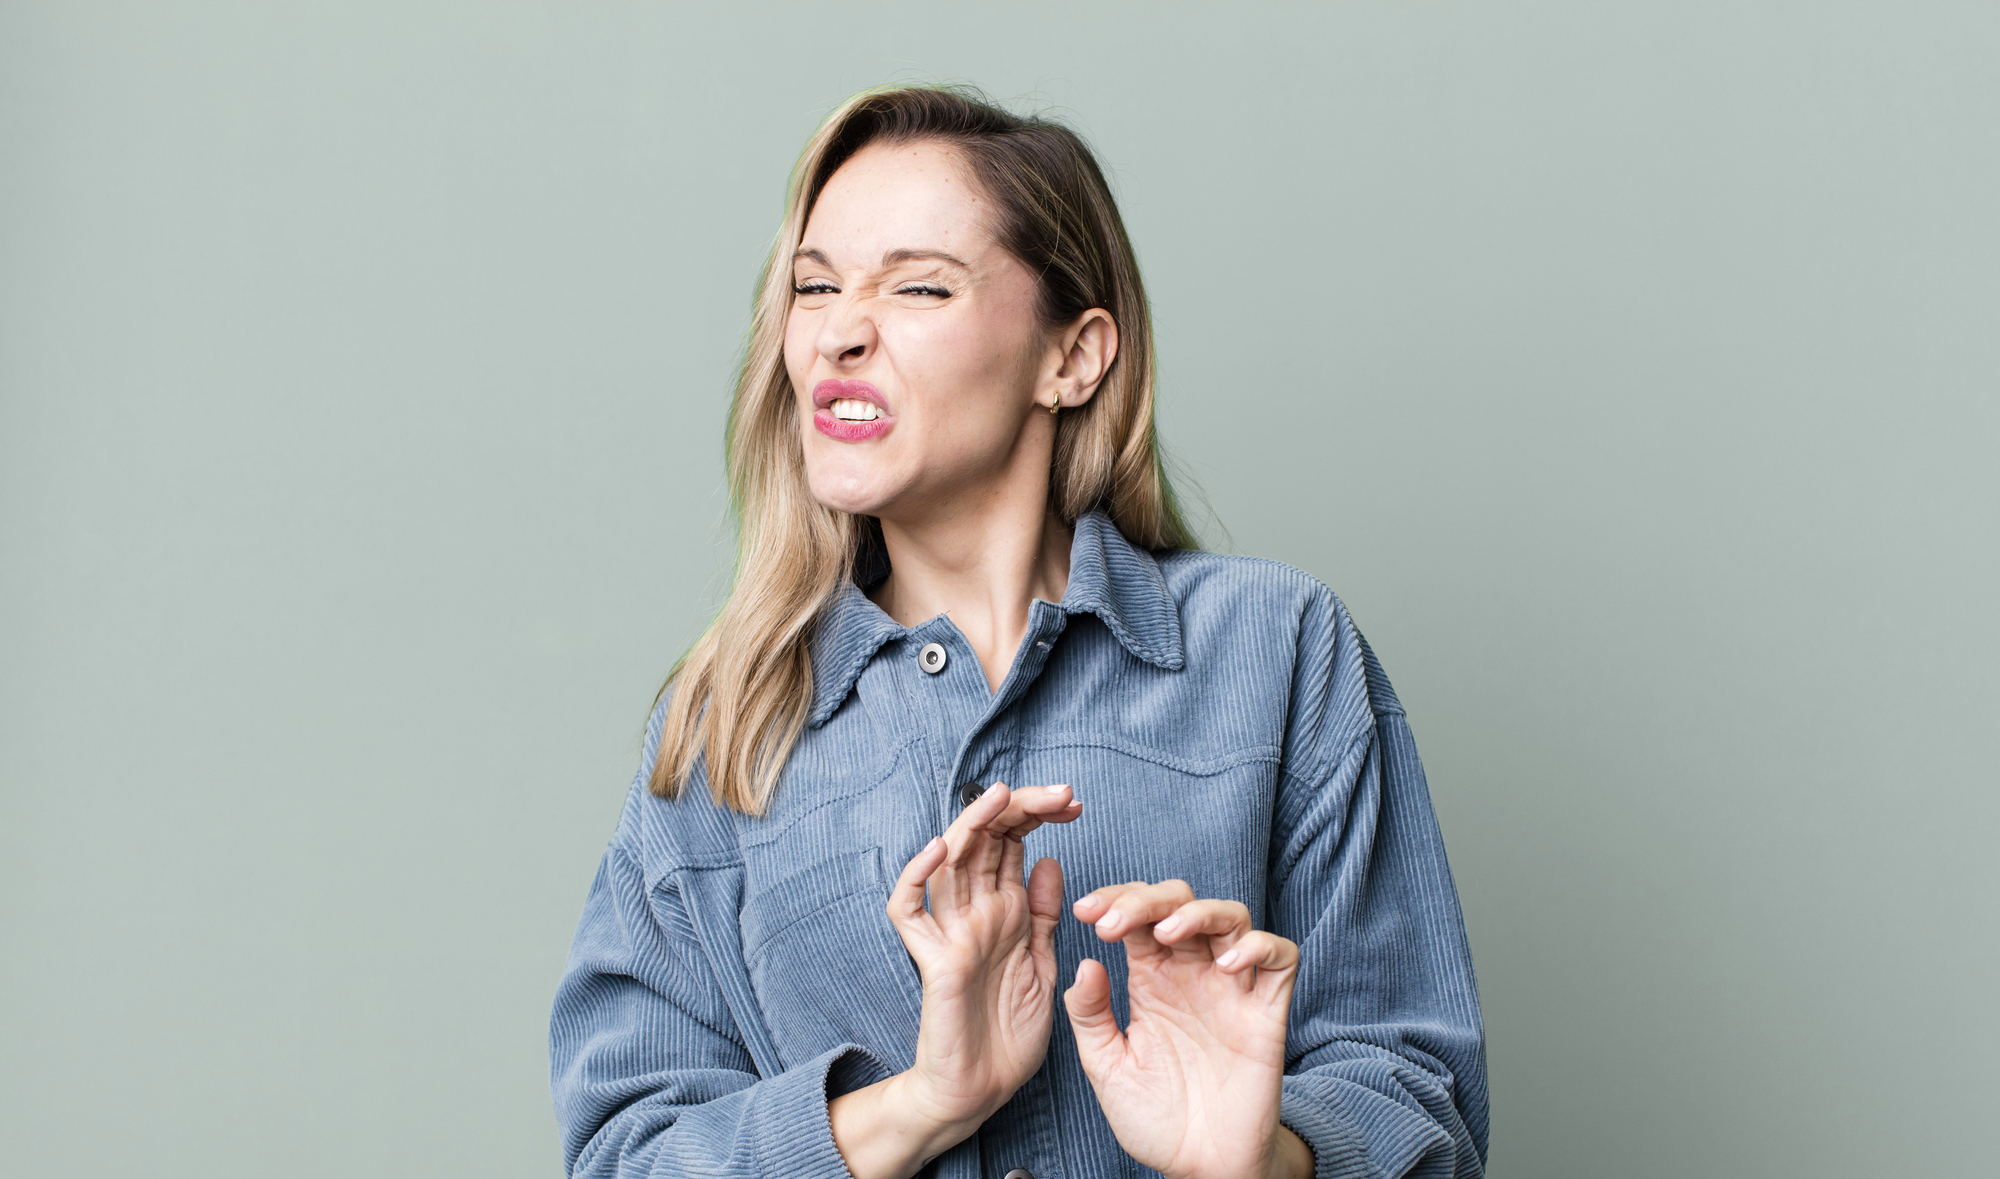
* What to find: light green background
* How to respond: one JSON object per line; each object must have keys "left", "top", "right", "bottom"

{"left": 3, "top": 3, "right": 1994, "bottom": 1176}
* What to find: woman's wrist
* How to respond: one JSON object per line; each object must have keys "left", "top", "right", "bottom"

{"left": 1265, "top": 1125, "right": 1315, "bottom": 1179}
{"left": 887, "top": 1068, "right": 995, "bottom": 1153}
{"left": 829, "top": 1070, "right": 988, "bottom": 1179}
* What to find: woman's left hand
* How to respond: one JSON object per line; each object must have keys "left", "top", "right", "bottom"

{"left": 1064, "top": 881, "right": 1313, "bottom": 1179}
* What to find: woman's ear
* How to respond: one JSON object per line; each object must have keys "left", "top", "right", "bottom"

{"left": 1039, "top": 309, "right": 1119, "bottom": 412}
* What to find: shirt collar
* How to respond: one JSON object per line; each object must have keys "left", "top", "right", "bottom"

{"left": 1058, "top": 509, "right": 1186, "bottom": 672}
{"left": 806, "top": 510, "right": 1185, "bottom": 728}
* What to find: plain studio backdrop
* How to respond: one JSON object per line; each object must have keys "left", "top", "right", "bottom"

{"left": 2, "top": 3, "right": 1995, "bottom": 1176}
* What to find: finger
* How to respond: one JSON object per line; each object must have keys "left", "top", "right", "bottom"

{"left": 987, "top": 784, "right": 1082, "bottom": 839}
{"left": 1152, "top": 898, "right": 1254, "bottom": 948}
{"left": 1087, "top": 880, "right": 1198, "bottom": 948}
{"left": 966, "top": 783, "right": 1070, "bottom": 879}
{"left": 964, "top": 786, "right": 1013, "bottom": 895}
{"left": 1071, "top": 880, "right": 1149, "bottom": 924}
{"left": 1063, "top": 958, "right": 1127, "bottom": 1078}
{"left": 887, "top": 836, "right": 946, "bottom": 929}
{"left": 1215, "top": 930, "right": 1301, "bottom": 976}
{"left": 1027, "top": 857, "right": 1065, "bottom": 925}
{"left": 1019, "top": 783, "right": 1075, "bottom": 811}
{"left": 1027, "top": 857, "right": 1063, "bottom": 972}
{"left": 938, "top": 782, "right": 1010, "bottom": 910}
{"left": 996, "top": 823, "right": 1027, "bottom": 892}
{"left": 941, "top": 782, "right": 1011, "bottom": 868}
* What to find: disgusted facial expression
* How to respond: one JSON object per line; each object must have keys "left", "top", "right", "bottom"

{"left": 785, "top": 139, "right": 1057, "bottom": 523}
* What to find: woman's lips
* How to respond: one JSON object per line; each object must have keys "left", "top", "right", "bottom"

{"left": 812, "top": 379, "right": 895, "bottom": 442}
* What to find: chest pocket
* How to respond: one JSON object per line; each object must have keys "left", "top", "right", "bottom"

{"left": 740, "top": 847, "right": 921, "bottom": 1069}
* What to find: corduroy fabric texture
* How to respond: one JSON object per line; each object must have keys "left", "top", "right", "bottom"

{"left": 550, "top": 511, "right": 1488, "bottom": 1178}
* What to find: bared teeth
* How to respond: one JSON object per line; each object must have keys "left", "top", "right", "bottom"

{"left": 831, "top": 398, "right": 880, "bottom": 422}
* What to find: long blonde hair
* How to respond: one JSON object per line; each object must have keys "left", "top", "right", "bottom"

{"left": 653, "top": 85, "right": 1192, "bottom": 814}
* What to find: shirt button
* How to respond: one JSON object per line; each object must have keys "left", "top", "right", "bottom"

{"left": 918, "top": 642, "right": 948, "bottom": 674}
{"left": 959, "top": 782, "right": 984, "bottom": 808}
{"left": 1003, "top": 1170, "right": 1034, "bottom": 1179}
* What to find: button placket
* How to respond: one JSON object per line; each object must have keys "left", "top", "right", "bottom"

{"left": 937, "top": 604, "right": 1069, "bottom": 817}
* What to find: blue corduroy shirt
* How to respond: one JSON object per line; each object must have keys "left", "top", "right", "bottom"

{"left": 550, "top": 511, "right": 1488, "bottom": 1178}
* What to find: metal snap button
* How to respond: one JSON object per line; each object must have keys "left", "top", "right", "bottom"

{"left": 959, "top": 782, "right": 984, "bottom": 808}
{"left": 1002, "top": 1170, "right": 1034, "bottom": 1179}
{"left": 918, "top": 642, "right": 948, "bottom": 674}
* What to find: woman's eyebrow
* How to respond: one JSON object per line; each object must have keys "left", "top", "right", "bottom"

{"left": 790, "top": 246, "right": 971, "bottom": 270}
{"left": 881, "top": 248, "right": 969, "bottom": 269}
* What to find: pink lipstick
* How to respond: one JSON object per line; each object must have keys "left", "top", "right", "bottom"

{"left": 812, "top": 379, "right": 895, "bottom": 442}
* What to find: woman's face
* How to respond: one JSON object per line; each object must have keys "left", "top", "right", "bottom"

{"left": 785, "top": 139, "right": 1059, "bottom": 522}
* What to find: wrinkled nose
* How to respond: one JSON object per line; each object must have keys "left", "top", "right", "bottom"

{"left": 816, "top": 296, "right": 876, "bottom": 366}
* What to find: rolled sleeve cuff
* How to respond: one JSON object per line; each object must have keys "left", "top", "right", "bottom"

{"left": 753, "top": 1044, "right": 895, "bottom": 1177}
{"left": 1281, "top": 1077, "right": 1457, "bottom": 1179}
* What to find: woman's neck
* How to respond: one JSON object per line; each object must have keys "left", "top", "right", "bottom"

{"left": 869, "top": 498, "right": 1072, "bottom": 694}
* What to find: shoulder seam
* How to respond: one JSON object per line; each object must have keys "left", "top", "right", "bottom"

{"left": 1280, "top": 708, "right": 1377, "bottom": 794}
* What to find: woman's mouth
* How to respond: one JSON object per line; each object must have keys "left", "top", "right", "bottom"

{"left": 812, "top": 380, "right": 895, "bottom": 442}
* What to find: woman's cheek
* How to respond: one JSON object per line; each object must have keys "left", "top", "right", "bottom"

{"left": 782, "top": 310, "right": 819, "bottom": 385}
{"left": 913, "top": 315, "right": 1002, "bottom": 390}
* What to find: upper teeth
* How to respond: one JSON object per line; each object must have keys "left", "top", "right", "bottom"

{"left": 832, "top": 398, "right": 880, "bottom": 421}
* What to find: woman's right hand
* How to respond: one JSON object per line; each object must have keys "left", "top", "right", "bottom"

{"left": 829, "top": 782, "right": 1079, "bottom": 1179}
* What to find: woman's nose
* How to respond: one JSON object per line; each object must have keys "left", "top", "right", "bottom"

{"left": 816, "top": 296, "right": 876, "bottom": 365}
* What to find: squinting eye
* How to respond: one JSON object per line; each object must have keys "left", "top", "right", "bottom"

{"left": 896, "top": 283, "right": 951, "bottom": 298}
{"left": 792, "top": 280, "right": 837, "bottom": 295}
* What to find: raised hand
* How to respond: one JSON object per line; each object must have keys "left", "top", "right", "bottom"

{"left": 830, "top": 782, "right": 1080, "bottom": 1179}
{"left": 1064, "top": 881, "right": 1312, "bottom": 1179}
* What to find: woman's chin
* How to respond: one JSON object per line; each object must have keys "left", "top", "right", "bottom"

{"left": 805, "top": 471, "right": 901, "bottom": 519}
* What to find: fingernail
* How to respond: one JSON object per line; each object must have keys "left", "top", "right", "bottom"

{"left": 1217, "top": 949, "right": 1242, "bottom": 968}
{"left": 1096, "top": 913, "right": 1121, "bottom": 933}
{"left": 1156, "top": 917, "right": 1182, "bottom": 937}
{"left": 985, "top": 782, "right": 1005, "bottom": 797}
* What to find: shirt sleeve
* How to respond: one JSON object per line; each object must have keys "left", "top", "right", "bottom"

{"left": 1269, "top": 615, "right": 1490, "bottom": 1178}
{"left": 548, "top": 824, "right": 891, "bottom": 1178}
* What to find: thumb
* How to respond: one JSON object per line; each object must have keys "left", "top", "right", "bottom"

{"left": 1063, "top": 958, "right": 1126, "bottom": 1076}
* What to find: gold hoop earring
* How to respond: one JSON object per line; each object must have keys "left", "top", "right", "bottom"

{"left": 1051, "top": 389, "right": 1062, "bottom": 416}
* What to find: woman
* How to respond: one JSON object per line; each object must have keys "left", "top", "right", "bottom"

{"left": 550, "top": 86, "right": 1486, "bottom": 1179}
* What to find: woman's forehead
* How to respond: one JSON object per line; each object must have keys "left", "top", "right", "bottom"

{"left": 800, "top": 140, "right": 1000, "bottom": 269}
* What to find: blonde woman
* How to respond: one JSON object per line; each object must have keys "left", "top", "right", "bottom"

{"left": 551, "top": 87, "right": 1486, "bottom": 1179}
